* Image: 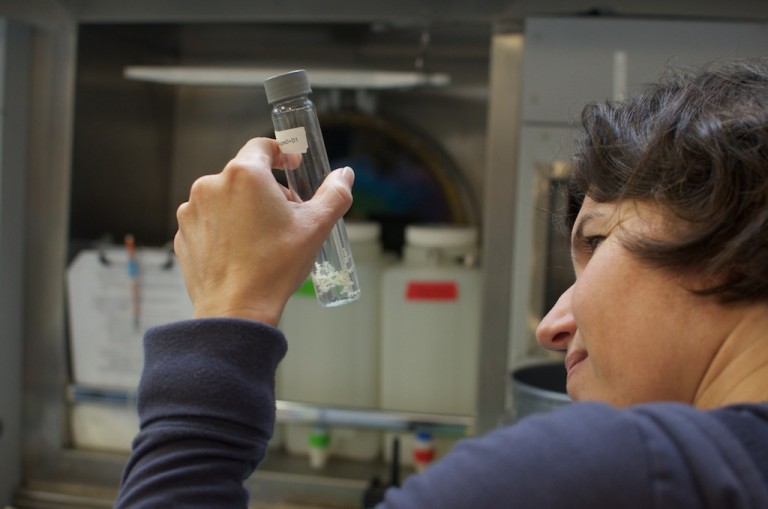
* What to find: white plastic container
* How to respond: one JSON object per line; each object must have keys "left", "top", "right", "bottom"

{"left": 277, "top": 222, "right": 383, "bottom": 463}
{"left": 380, "top": 225, "right": 481, "bottom": 465}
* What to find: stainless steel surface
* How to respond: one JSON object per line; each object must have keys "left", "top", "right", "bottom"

{"left": 542, "top": 162, "right": 574, "bottom": 314}
{"left": 0, "top": 18, "right": 31, "bottom": 507}
{"left": 277, "top": 401, "right": 472, "bottom": 437}
{"left": 508, "top": 362, "right": 570, "bottom": 422}
{"left": 507, "top": 126, "right": 578, "bottom": 367}
{"left": 521, "top": 159, "right": 575, "bottom": 359}
{"left": 15, "top": 481, "right": 117, "bottom": 509}
{"left": 18, "top": 5, "right": 78, "bottom": 505}
{"left": 57, "top": 0, "right": 517, "bottom": 23}
{"left": 476, "top": 32, "right": 523, "bottom": 433}
{"left": 22, "top": 39, "right": 78, "bottom": 509}
{"left": 48, "top": 0, "right": 768, "bottom": 24}
{"left": 14, "top": 447, "right": 391, "bottom": 508}
{"left": 11, "top": 2, "right": 768, "bottom": 507}
{"left": 68, "top": 385, "right": 473, "bottom": 437}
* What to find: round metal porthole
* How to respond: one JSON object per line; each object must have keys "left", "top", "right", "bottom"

{"left": 272, "top": 109, "right": 477, "bottom": 254}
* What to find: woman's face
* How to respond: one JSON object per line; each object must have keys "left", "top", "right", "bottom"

{"left": 535, "top": 197, "right": 739, "bottom": 406}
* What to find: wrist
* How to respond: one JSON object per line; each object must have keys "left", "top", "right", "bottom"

{"left": 192, "top": 301, "right": 284, "bottom": 327}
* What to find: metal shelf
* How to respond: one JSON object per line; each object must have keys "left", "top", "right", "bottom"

{"left": 277, "top": 400, "right": 472, "bottom": 437}
{"left": 68, "top": 385, "right": 474, "bottom": 438}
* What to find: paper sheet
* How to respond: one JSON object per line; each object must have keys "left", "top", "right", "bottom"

{"left": 67, "top": 246, "right": 193, "bottom": 390}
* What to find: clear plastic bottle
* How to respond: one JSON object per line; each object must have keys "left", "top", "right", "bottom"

{"left": 264, "top": 69, "right": 360, "bottom": 307}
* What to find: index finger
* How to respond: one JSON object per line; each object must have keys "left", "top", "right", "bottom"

{"left": 233, "top": 137, "right": 284, "bottom": 170}
{"left": 237, "top": 137, "right": 302, "bottom": 171}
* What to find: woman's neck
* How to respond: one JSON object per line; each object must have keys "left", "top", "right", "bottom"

{"left": 694, "top": 304, "right": 768, "bottom": 408}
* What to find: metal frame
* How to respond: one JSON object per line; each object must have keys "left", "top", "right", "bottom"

{"left": 476, "top": 31, "right": 523, "bottom": 433}
{"left": 17, "top": 3, "right": 81, "bottom": 505}
{"left": 0, "top": 18, "right": 31, "bottom": 507}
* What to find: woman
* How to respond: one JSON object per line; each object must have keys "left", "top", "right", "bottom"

{"left": 116, "top": 60, "right": 768, "bottom": 508}
{"left": 539, "top": 59, "right": 768, "bottom": 409}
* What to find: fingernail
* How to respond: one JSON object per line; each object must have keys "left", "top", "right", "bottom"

{"left": 340, "top": 166, "right": 355, "bottom": 186}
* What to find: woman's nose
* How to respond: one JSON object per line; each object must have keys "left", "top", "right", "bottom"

{"left": 535, "top": 285, "right": 576, "bottom": 352}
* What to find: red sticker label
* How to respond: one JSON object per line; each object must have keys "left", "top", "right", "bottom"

{"left": 406, "top": 281, "right": 458, "bottom": 301}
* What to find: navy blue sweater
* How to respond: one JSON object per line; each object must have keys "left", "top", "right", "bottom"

{"left": 116, "top": 318, "right": 768, "bottom": 508}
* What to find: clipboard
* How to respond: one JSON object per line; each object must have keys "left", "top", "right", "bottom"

{"left": 66, "top": 244, "right": 193, "bottom": 390}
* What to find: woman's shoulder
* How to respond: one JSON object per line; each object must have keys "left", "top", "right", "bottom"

{"left": 535, "top": 400, "right": 768, "bottom": 457}
{"left": 387, "top": 401, "right": 768, "bottom": 508}
{"left": 470, "top": 401, "right": 768, "bottom": 508}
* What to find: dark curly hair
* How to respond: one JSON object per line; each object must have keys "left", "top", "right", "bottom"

{"left": 565, "top": 59, "right": 768, "bottom": 303}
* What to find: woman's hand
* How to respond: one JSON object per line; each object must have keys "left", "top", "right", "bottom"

{"left": 173, "top": 137, "right": 354, "bottom": 326}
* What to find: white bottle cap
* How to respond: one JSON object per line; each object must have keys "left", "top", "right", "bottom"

{"left": 405, "top": 225, "right": 478, "bottom": 248}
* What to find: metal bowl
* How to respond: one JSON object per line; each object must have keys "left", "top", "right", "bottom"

{"left": 508, "top": 362, "right": 571, "bottom": 422}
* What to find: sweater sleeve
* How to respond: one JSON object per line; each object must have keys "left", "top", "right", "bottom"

{"left": 115, "top": 318, "right": 287, "bottom": 509}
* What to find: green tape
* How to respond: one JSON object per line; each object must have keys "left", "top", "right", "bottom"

{"left": 296, "top": 278, "right": 316, "bottom": 297}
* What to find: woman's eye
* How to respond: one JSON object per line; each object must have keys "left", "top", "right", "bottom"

{"left": 581, "top": 235, "right": 606, "bottom": 254}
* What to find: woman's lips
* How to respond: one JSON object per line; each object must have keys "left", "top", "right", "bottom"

{"left": 565, "top": 350, "right": 588, "bottom": 379}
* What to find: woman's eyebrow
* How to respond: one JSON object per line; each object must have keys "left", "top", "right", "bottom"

{"left": 571, "top": 210, "right": 603, "bottom": 247}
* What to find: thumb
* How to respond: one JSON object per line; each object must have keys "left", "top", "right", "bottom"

{"left": 308, "top": 166, "right": 355, "bottom": 226}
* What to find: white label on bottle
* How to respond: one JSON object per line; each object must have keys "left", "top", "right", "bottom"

{"left": 275, "top": 126, "right": 309, "bottom": 154}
